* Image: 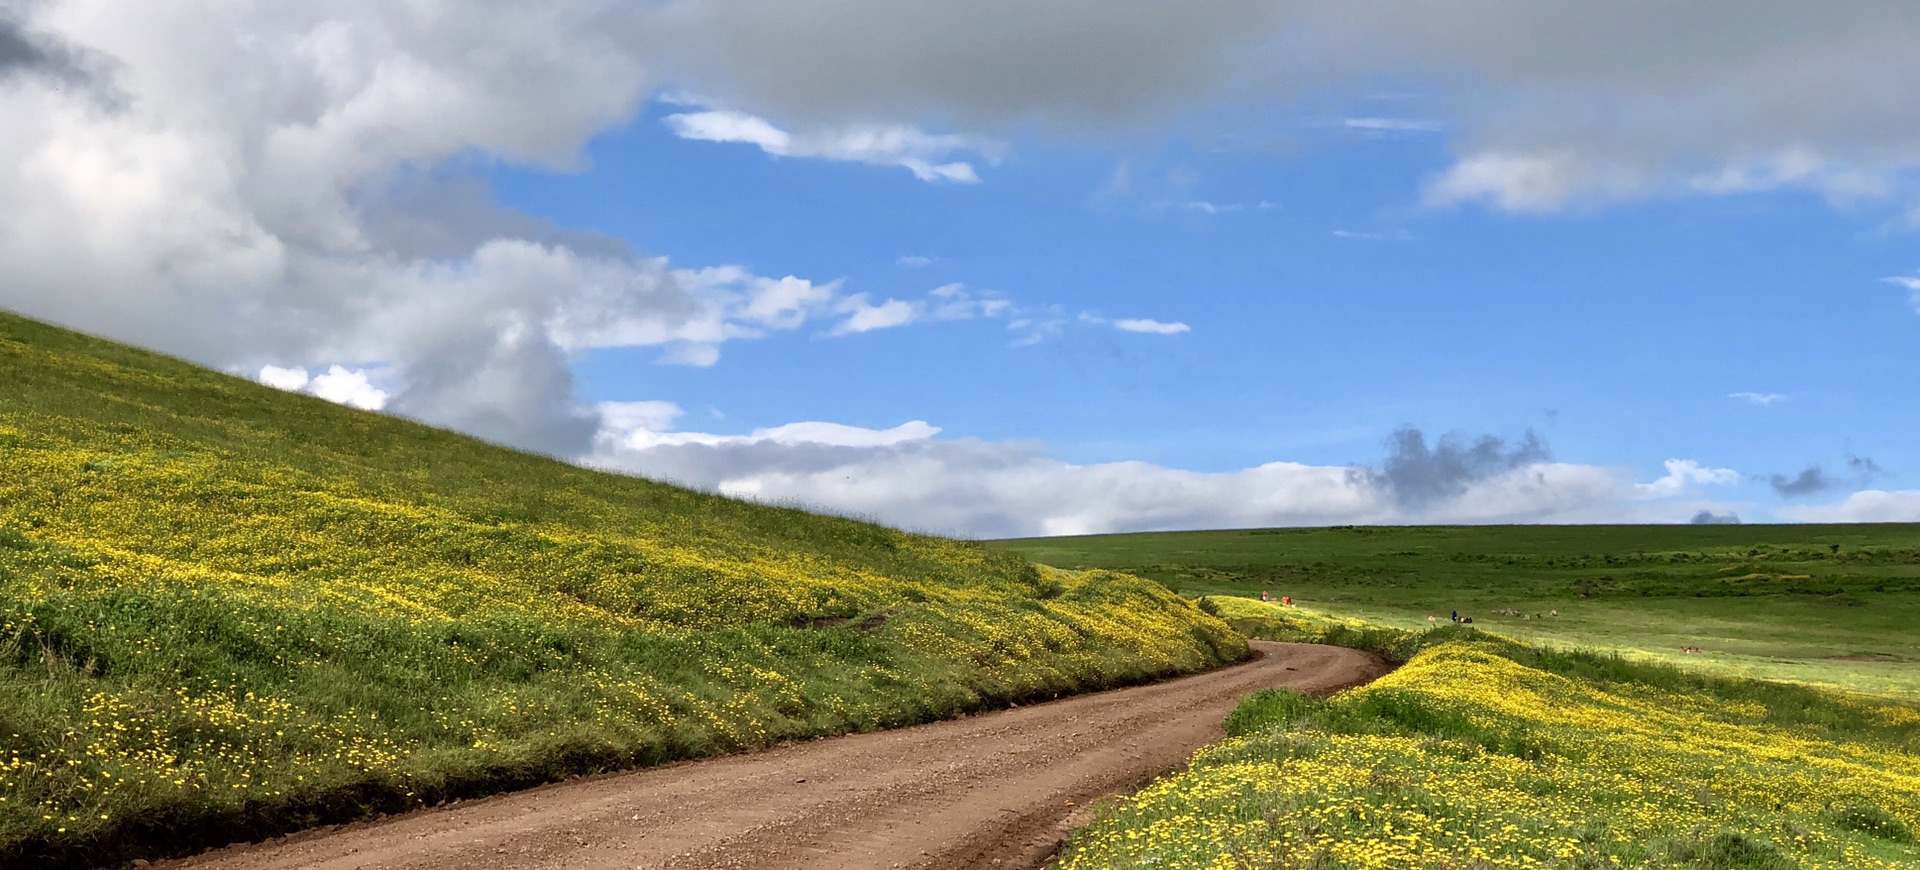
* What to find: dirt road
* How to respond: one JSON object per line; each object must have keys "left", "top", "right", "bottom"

{"left": 160, "top": 642, "right": 1387, "bottom": 870}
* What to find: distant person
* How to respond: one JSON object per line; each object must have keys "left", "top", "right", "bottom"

{"left": 1451, "top": 610, "right": 1459, "bottom": 623}
{"left": 1281, "top": 596, "right": 1292, "bottom": 606}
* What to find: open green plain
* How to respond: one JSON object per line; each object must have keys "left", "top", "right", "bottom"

{"left": 0, "top": 310, "right": 1242, "bottom": 867}
{"left": 993, "top": 524, "right": 1920, "bottom": 696}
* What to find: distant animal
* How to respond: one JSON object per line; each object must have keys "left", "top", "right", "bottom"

{"left": 1460, "top": 617, "right": 1473, "bottom": 625}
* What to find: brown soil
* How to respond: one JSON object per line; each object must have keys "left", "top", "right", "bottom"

{"left": 155, "top": 641, "right": 1389, "bottom": 870}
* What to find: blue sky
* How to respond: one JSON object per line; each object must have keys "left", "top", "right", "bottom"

{"left": 486, "top": 99, "right": 1918, "bottom": 517}
{"left": 4, "top": 2, "right": 1919, "bottom": 534}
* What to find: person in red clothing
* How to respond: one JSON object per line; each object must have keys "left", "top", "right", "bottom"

{"left": 1281, "top": 596, "right": 1292, "bottom": 606}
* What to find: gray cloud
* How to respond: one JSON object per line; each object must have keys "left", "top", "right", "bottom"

{"left": 1848, "top": 454, "right": 1887, "bottom": 480}
{"left": 1770, "top": 466, "right": 1833, "bottom": 497}
{"left": 1690, "top": 509, "right": 1741, "bottom": 525}
{"left": 1354, "top": 426, "right": 1552, "bottom": 509}
{"left": 385, "top": 315, "right": 600, "bottom": 458}
{"left": 0, "top": 15, "right": 70, "bottom": 80}
{"left": 645, "top": 2, "right": 1920, "bottom": 211}
{"left": 1770, "top": 455, "right": 1888, "bottom": 499}
{"left": 643, "top": 0, "right": 1283, "bottom": 128}
{"left": 355, "top": 175, "right": 634, "bottom": 263}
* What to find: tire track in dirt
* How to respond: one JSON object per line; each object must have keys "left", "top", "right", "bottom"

{"left": 156, "top": 642, "right": 1389, "bottom": 870}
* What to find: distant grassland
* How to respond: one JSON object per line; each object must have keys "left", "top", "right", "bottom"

{"left": 992, "top": 525, "right": 1920, "bottom": 696}
{"left": 0, "top": 311, "right": 1243, "bottom": 867}
{"left": 1059, "top": 612, "right": 1920, "bottom": 869}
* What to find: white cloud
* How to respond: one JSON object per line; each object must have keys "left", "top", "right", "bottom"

{"left": 0, "top": 3, "right": 1046, "bottom": 459}
{"left": 828, "top": 283, "right": 1010, "bottom": 336}
{"left": 657, "top": 343, "right": 723, "bottom": 368}
{"left": 1885, "top": 274, "right": 1920, "bottom": 311}
{"left": 599, "top": 400, "right": 687, "bottom": 433}
{"left": 258, "top": 365, "right": 312, "bottom": 392}
{"left": 255, "top": 364, "right": 388, "bottom": 410}
{"left": 1148, "top": 200, "right": 1242, "bottom": 215}
{"left": 1424, "top": 152, "right": 1652, "bottom": 213}
{"left": 1730, "top": 391, "right": 1790, "bottom": 406}
{"left": 1332, "top": 229, "right": 1413, "bottom": 241}
{"left": 593, "top": 409, "right": 939, "bottom": 454}
{"left": 830, "top": 296, "right": 920, "bottom": 335}
{"left": 1112, "top": 318, "right": 1191, "bottom": 335}
{"left": 663, "top": 108, "right": 994, "bottom": 183}
{"left": 308, "top": 365, "right": 390, "bottom": 410}
{"left": 1777, "top": 490, "right": 1920, "bottom": 523}
{"left": 587, "top": 413, "right": 1745, "bottom": 538}
{"left": 896, "top": 255, "right": 933, "bottom": 268}
{"left": 1341, "top": 117, "right": 1444, "bottom": 133}
{"left": 1634, "top": 459, "right": 1741, "bottom": 498}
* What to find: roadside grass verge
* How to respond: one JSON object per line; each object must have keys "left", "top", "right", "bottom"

{"left": 0, "top": 311, "right": 1246, "bottom": 867}
{"left": 1060, "top": 617, "right": 1920, "bottom": 869}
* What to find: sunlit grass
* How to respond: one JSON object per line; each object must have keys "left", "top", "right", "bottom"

{"left": 1060, "top": 623, "right": 1920, "bottom": 869}
{"left": 993, "top": 525, "right": 1920, "bottom": 697}
{"left": 0, "top": 310, "right": 1245, "bottom": 866}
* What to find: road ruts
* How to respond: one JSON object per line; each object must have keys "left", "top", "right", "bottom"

{"left": 157, "top": 641, "right": 1390, "bottom": 870}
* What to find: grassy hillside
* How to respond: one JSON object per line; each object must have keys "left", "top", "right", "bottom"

{"left": 0, "top": 310, "right": 1243, "bottom": 867}
{"left": 993, "top": 525, "right": 1920, "bottom": 695}
{"left": 1059, "top": 621, "right": 1920, "bottom": 869}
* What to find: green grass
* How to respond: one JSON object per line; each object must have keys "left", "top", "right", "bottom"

{"left": 1059, "top": 628, "right": 1920, "bottom": 869}
{"left": 0, "top": 309, "right": 1245, "bottom": 867}
{"left": 993, "top": 525, "right": 1920, "bottom": 696}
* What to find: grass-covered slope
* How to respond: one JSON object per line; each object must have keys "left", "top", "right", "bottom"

{"left": 994, "top": 525, "right": 1920, "bottom": 695}
{"left": 1061, "top": 619, "right": 1920, "bottom": 869}
{"left": 0, "top": 310, "right": 1244, "bottom": 866}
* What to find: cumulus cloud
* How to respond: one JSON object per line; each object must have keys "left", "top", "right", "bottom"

{"left": 1636, "top": 459, "right": 1741, "bottom": 498}
{"left": 0, "top": 1, "right": 671, "bottom": 456}
{"left": 664, "top": 108, "right": 994, "bottom": 182}
{"left": 1690, "top": 509, "right": 1741, "bottom": 525}
{"left": 1777, "top": 491, "right": 1920, "bottom": 524}
{"left": 257, "top": 364, "right": 389, "bottom": 411}
{"left": 1, "top": 4, "right": 1035, "bottom": 457}
{"left": 896, "top": 255, "right": 933, "bottom": 268}
{"left": 587, "top": 415, "right": 1741, "bottom": 537}
{"left": 1730, "top": 391, "right": 1789, "bottom": 406}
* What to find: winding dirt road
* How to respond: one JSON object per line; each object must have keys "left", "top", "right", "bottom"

{"left": 159, "top": 642, "right": 1388, "bottom": 870}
